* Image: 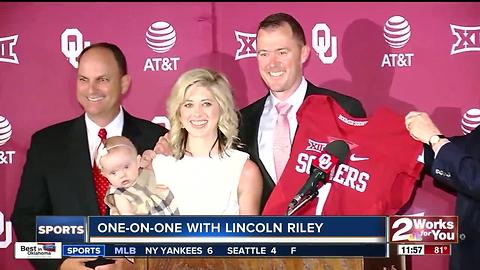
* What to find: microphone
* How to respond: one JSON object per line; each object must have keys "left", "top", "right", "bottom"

{"left": 286, "top": 140, "right": 350, "bottom": 216}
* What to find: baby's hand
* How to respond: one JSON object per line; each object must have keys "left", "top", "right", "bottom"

{"left": 140, "top": 149, "right": 156, "bottom": 169}
{"left": 154, "top": 133, "right": 173, "bottom": 156}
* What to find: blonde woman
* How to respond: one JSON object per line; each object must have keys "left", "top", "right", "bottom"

{"left": 151, "top": 68, "right": 262, "bottom": 215}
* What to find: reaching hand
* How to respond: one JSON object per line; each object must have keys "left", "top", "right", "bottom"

{"left": 405, "top": 111, "right": 441, "bottom": 144}
{"left": 140, "top": 132, "right": 172, "bottom": 169}
{"left": 154, "top": 132, "right": 172, "bottom": 156}
{"left": 140, "top": 149, "right": 156, "bottom": 170}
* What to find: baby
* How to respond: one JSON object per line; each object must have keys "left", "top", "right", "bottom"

{"left": 95, "top": 136, "right": 179, "bottom": 215}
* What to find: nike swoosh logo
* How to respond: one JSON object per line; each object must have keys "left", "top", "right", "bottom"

{"left": 350, "top": 154, "right": 369, "bottom": 161}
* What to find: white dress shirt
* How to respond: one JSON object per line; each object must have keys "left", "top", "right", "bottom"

{"left": 258, "top": 77, "right": 308, "bottom": 183}
{"left": 85, "top": 107, "right": 124, "bottom": 166}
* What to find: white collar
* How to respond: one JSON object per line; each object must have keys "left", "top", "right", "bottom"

{"left": 85, "top": 106, "right": 124, "bottom": 137}
{"left": 267, "top": 76, "right": 308, "bottom": 110}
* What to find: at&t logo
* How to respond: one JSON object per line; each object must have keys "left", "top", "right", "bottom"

{"left": 450, "top": 24, "right": 480, "bottom": 55}
{"left": 0, "top": 35, "right": 19, "bottom": 64}
{"left": 461, "top": 108, "right": 480, "bottom": 135}
{"left": 312, "top": 23, "right": 337, "bottom": 64}
{"left": 61, "top": 28, "right": 91, "bottom": 68}
{"left": 144, "top": 21, "right": 180, "bottom": 72}
{"left": 0, "top": 115, "right": 15, "bottom": 165}
{"left": 381, "top": 16, "right": 414, "bottom": 68}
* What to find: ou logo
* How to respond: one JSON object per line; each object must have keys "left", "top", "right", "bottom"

{"left": 312, "top": 23, "right": 337, "bottom": 64}
{"left": 0, "top": 211, "right": 12, "bottom": 248}
{"left": 61, "top": 28, "right": 91, "bottom": 68}
{"left": 317, "top": 152, "right": 333, "bottom": 170}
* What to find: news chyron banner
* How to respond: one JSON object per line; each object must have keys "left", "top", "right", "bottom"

{"left": 15, "top": 216, "right": 388, "bottom": 259}
{"left": 389, "top": 216, "right": 458, "bottom": 256}
{"left": 14, "top": 216, "right": 85, "bottom": 259}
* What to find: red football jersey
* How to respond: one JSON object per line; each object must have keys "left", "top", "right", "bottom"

{"left": 262, "top": 95, "right": 423, "bottom": 215}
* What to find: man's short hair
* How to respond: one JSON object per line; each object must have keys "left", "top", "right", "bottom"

{"left": 257, "top": 13, "right": 306, "bottom": 46}
{"left": 78, "top": 42, "right": 128, "bottom": 75}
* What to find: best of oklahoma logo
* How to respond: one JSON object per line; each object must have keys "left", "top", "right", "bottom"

{"left": 381, "top": 15, "right": 414, "bottom": 68}
{"left": 144, "top": 21, "right": 180, "bottom": 72}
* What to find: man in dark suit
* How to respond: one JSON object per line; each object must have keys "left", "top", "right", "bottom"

{"left": 11, "top": 43, "right": 168, "bottom": 270}
{"left": 406, "top": 111, "right": 480, "bottom": 270}
{"left": 238, "top": 13, "right": 366, "bottom": 211}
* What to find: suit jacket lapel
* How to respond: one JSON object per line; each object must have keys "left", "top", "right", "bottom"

{"left": 305, "top": 81, "right": 324, "bottom": 97}
{"left": 246, "top": 100, "right": 264, "bottom": 161}
{"left": 242, "top": 95, "right": 276, "bottom": 204}
{"left": 68, "top": 115, "right": 100, "bottom": 214}
{"left": 122, "top": 110, "right": 141, "bottom": 144}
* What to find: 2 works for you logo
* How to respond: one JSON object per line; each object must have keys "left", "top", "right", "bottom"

{"left": 0, "top": 116, "right": 15, "bottom": 165}
{"left": 61, "top": 28, "right": 91, "bottom": 68}
{"left": 461, "top": 108, "right": 480, "bottom": 135}
{"left": 450, "top": 24, "right": 480, "bottom": 55}
{"left": 382, "top": 15, "right": 414, "bottom": 68}
{"left": 389, "top": 216, "right": 457, "bottom": 244}
{"left": 0, "top": 35, "right": 19, "bottom": 64}
{"left": 0, "top": 211, "right": 12, "bottom": 248}
{"left": 144, "top": 21, "right": 180, "bottom": 72}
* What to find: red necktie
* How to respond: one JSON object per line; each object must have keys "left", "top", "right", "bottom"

{"left": 92, "top": 128, "right": 109, "bottom": 215}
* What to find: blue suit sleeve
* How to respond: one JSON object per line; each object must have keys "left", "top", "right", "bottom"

{"left": 432, "top": 142, "right": 480, "bottom": 200}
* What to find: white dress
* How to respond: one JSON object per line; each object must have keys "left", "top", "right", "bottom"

{"left": 151, "top": 149, "right": 249, "bottom": 215}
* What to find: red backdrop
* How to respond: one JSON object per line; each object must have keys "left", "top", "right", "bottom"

{"left": 2, "top": 2, "right": 480, "bottom": 270}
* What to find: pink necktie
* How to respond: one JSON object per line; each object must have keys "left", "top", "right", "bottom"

{"left": 92, "top": 128, "right": 109, "bottom": 215}
{"left": 273, "top": 102, "right": 292, "bottom": 181}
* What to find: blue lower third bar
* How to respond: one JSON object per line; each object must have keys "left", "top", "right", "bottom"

{"left": 101, "top": 243, "right": 387, "bottom": 257}
{"left": 63, "top": 245, "right": 105, "bottom": 257}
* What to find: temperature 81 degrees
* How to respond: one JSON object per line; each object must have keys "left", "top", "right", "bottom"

{"left": 424, "top": 245, "right": 451, "bottom": 255}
